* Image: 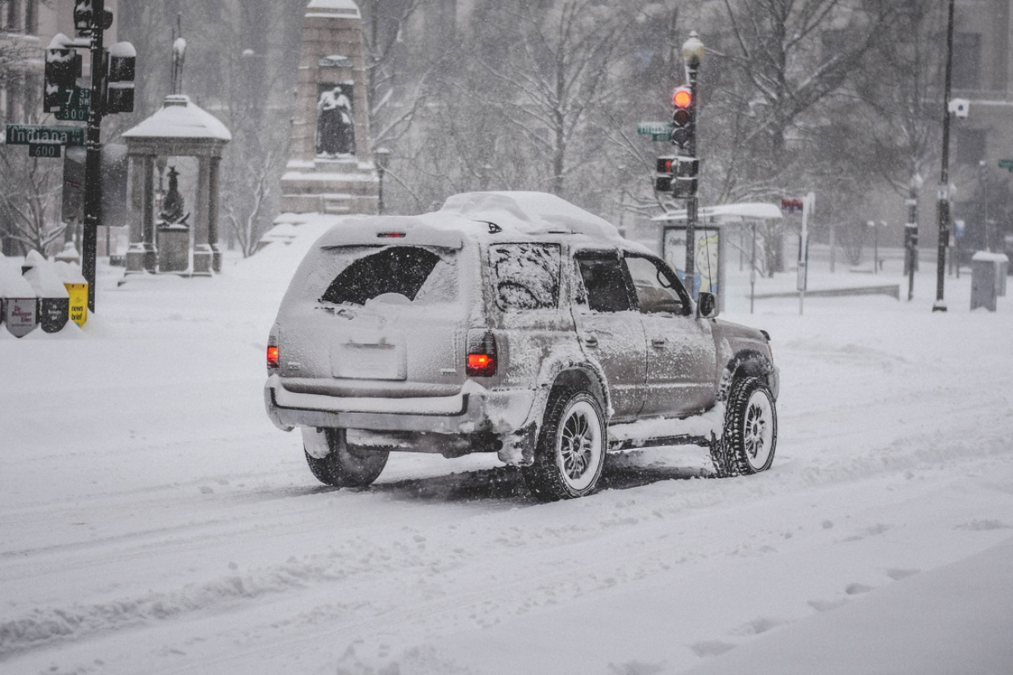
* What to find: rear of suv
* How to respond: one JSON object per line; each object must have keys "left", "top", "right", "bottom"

{"left": 265, "top": 192, "right": 779, "bottom": 500}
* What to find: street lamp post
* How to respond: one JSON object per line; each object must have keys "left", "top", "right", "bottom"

{"left": 906, "top": 173, "right": 923, "bottom": 301}
{"left": 682, "top": 32, "right": 704, "bottom": 294}
{"left": 374, "top": 147, "right": 391, "bottom": 215}
{"left": 81, "top": 0, "right": 107, "bottom": 313}
{"left": 934, "top": 0, "right": 956, "bottom": 312}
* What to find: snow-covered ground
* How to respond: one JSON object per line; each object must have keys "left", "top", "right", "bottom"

{"left": 2, "top": 228, "right": 1012, "bottom": 675}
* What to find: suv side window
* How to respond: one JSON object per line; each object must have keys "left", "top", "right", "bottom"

{"left": 490, "top": 243, "right": 561, "bottom": 310}
{"left": 575, "top": 252, "right": 633, "bottom": 313}
{"left": 625, "top": 255, "right": 690, "bottom": 316}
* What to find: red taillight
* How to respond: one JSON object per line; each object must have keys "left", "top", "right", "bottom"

{"left": 267, "top": 345, "right": 279, "bottom": 368}
{"left": 466, "top": 331, "right": 497, "bottom": 377}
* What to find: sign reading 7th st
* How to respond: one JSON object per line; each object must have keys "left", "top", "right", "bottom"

{"left": 5, "top": 124, "right": 85, "bottom": 147}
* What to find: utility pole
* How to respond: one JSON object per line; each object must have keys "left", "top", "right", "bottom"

{"left": 933, "top": 0, "right": 955, "bottom": 312}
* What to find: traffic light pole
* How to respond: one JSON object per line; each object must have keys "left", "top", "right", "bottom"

{"left": 684, "top": 63, "right": 699, "bottom": 293}
{"left": 82, "top": 0, "right": 106, "bottom": 313}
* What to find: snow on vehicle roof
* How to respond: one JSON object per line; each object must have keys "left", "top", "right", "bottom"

{"left": 436, "top": 191, "right": 624, "bottom": 241}
{"left": 279, "top": 192, "right": 631, "bottom": 252}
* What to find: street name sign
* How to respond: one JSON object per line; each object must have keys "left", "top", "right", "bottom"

{"left": 29, "top": 142, "right": 62, "bottom": 158}
{"left": 5, "top": 124, "right": 84, "bottom": 147}
{"left": 637, "top": 121, "right": 674, "bottom": 142}
{"left": 54, "top": 87, "right": 90, "bottom": 122}
{"left": 999, "top": 159, "right": 1013, "bottom": 172}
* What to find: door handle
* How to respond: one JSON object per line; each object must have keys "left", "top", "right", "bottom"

{"left": 651, "top": 337, "right": 667, "bottom": 348}
{"left": 583, "top": 335, "right": 599, "bottom": 348}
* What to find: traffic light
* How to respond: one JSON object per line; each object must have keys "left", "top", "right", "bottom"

{"left": 74, "top": 2, "right": 114, "bottom": 38}
{"left": 672, "top": 156, "right": 699, "bottom": 199}
{"left": 654, "top": 155, "right": 699, "bottom": 198}
{"left": 105, "top": 43, "right": 136, "bottom": 114}
{"left": 654, "top": 155, "right": 675, "bottom": 192}
{"left": 671, "top": 86, "right": 693, "bottom": 149}
{"left": 44, "top": 49, "right": 82, "bottom": 113}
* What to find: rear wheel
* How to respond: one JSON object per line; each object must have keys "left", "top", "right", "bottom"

{"left": 712, "top": 376, "right": 777, "bottom": 477}
{"left": 304, "top": 428, "right": 388, "bottom": 488}
{"left": 523, "top": 387, "right": 606, "bottom": 501}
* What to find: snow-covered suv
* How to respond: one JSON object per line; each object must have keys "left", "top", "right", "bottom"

{"left": 265, "top": 192, "right": 779, "bottom": 500}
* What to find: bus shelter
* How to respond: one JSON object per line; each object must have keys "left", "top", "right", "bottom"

{"left": 652, "top": 203, "right": 783, "bottom": 313}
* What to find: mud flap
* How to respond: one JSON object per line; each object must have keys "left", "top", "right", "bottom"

{"left": 498, "top": 421, "right": 538, "bottom": 466}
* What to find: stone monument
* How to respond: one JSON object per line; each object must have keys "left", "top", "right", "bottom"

{"left": 280, "top": 0, "right": 379, "bottom": 215}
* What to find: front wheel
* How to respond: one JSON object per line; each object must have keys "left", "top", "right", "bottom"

{"left": 522, "top": 387, "right": 607, "bottom": 501}
{"left": 303, "top": 428, "right": 388, "bottom": 488}
{"left": 712, "top": 376, "right": 777, "bottom": 477}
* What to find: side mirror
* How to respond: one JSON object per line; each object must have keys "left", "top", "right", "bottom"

{"left": 696, "top": 292, "right": 719, "bottom": 319}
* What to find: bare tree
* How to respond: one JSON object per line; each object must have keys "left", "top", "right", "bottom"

{"left": 0, "top": 151, "right": 65, "bottom": 256}
{"left": 473, "top": 0, "right": 636, "bottom": 199}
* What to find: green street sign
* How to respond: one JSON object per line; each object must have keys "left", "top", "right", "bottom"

{"left": 999, "top": 159, "right": 1013, "bottom": 172}
{"left": 29, "top": 142, "right": 62, "bottom": 158}
{"left": 638, "top": 121, "right": 674, "bottom": 135}
{"left": 54, "top": 87, "right": 90, "bottom": 122}
{"left": 5, "top": 124, "right": 84, "bottom": 147}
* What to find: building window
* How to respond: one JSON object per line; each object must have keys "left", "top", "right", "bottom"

{"left": 25, "top": 0, "right": 36, "bottom": 35}
{"left": 956, "top": 128, "right": 986, "bottom": 166}
{"left": 3, "top": 0, "right": 20, "bottom": 31}
{"left": 952, "top": 32, "right": 982, "bottom": 90}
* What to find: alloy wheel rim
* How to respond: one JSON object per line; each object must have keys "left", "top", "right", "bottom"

{"left": 558, "top": 401, "right": 601, "bottom": 490}
{"left": 743, "top": 390, "right": 774, "bottom": 469}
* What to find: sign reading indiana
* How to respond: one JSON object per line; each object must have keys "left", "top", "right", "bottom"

{"left": 5, "top": 124, "right": 85, "bottom": 147}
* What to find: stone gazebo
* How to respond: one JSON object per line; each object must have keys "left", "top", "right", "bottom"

{"left": 122, "top": 95, "right": 231, "bottom": 275}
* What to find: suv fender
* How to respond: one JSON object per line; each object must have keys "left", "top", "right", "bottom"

{"left": 718, "top": 350, "right": 777, "bottom": 402}
{"left": 507, "top": 350, "right": 610, "bottom": 467}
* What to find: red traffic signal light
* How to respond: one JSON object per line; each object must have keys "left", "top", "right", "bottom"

{"left": 673, "top": 87, "right": 692, "bottom": 109}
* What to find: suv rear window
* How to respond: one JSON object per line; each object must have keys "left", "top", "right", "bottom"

{"left": 319, "top": 246, "right": 457, "bottom": 306}
{"left": 490, "top": 243, "right": 561, "bottom": 310}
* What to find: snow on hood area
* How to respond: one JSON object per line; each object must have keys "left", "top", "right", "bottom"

{"left": 2, "top": 215, "right": 1013, "bottom": 674}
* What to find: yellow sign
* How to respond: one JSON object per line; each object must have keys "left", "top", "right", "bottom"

{"left": 65, "top": 282, "right": 88, "bottom": 327}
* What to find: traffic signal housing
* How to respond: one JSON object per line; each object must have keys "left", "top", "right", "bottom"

{"left": 671, "top": 86, "right": 693, "bottom": 149}
{"left": 654, "top": 155, "right": 676, "bottom": 193}
{"left": 654, "top": 155, "right": 699, "bottom": 199}
{"left": 44, "top": 49, "right": 82, "bottom": 113}
{"left": 105, "top": 42, "right": 136, "bottom": 114}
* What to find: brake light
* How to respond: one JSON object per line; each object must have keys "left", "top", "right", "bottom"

{"left": 466, "top": 331, "right": 497, "bottom": 377}
{"left": 267, "top": 345, "right": 279, "bottom": 368}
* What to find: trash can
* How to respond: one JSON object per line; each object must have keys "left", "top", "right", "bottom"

{"left": 971, "top": 252, "right": 1009, "bottom": 311}
{"left": 23, "top": 251, "right": 70, "bottom": 333}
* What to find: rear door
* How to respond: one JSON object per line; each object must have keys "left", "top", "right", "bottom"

{"left": 571, "top": 250, "right": 647, "bottom": 422}
{"left": 279, "top": 243, "right": 470, "bottom": 398}
{"left": 624, "top": 254, "right": 717, "bottom": 417}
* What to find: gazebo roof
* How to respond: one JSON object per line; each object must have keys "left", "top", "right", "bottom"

{"left": 123, "top": 95, "right": 231, "bottom": 156}
{"left": 307, "top": 0, "right": 361, "bottom": 17}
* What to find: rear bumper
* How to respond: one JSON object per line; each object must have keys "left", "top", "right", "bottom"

{"left": 264, "top": 374, "right": 534, "bottom": 437}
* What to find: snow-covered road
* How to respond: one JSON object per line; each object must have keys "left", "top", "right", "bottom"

{"left": 2, "top": 239, "right": 1012, "bottom": 675}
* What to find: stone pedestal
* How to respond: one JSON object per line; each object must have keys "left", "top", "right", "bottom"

{"left": 280, "top": 0, "right": 379, "bottom": 215}
{"left": 157, "top": 226, "right": 189, "bottom": 273}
